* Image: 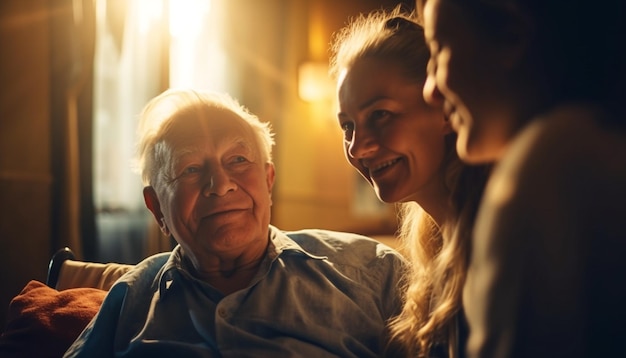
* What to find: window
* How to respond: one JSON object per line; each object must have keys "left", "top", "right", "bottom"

{"left": 92, "top": 0, "right": 228, "bottom": 262}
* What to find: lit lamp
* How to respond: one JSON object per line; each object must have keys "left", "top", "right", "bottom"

{"left": 298, "top": 61, "right": 334, "bottom": 102}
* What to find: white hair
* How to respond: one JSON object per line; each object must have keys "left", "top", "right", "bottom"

{"left": 133, "top": 88, "right": 274, "bottom": 186}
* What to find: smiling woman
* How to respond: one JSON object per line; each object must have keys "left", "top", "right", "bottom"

{"left": 330, "top": 7, "right": 491, "bottom": 357}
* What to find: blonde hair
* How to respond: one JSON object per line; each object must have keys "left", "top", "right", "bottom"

{"left": 329, "top": 5, "right": 428, "bottom": 83}
{"left": 390, "top": 148, "right": 489, "bottom": 356}
{"left": 330, "top": 7, "right": 490, "bottom": 357}
{"left": 134, "top": 88, "right": 274, "bottom": 187}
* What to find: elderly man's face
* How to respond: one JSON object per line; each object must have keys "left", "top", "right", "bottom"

{"left": 144, "top": 108, "right": 275, "bottom": 266}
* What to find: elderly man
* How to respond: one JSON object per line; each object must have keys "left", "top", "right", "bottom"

{"left": 64, "top": 89, "right": 406, "bottom": 357}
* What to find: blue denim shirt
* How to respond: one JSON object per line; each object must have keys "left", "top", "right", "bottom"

{"left": 64, "top": 226, "right": 407, "bottom": 357}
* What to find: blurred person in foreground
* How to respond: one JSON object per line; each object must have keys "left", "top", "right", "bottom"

{"left": 421, "top": 0, "right": 626, "bottom": 356}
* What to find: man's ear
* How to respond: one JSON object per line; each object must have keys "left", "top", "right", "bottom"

{"left": 265, "top": 163, "right": 276, "bottom": 191}
{"left": 265, "top": 163, "right": 276, "bottom": 205}
{"left": 143, "top": 186, "right": 170, "bottom": 236}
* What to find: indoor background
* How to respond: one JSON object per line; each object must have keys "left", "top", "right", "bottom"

{"left": 0, "top": 0, "right": 414, "bottom": 328}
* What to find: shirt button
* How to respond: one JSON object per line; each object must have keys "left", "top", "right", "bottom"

{"left": 218, "top": 308, "right": 227, "bottom": 317}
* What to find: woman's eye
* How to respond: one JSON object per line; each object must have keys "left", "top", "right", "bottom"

{"left": 340, "top": 122, "right": 354, "bottom": 141}
{"left": 370, "top": 109, "right": 391, "bottom": 121}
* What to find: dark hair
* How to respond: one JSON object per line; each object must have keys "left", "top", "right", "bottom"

{"left": 442, "top": 0, "right": 625, "bottom": 122}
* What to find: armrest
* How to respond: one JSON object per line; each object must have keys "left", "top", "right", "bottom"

{"left": 46, "top": 247, "right": 135, "bottom": 291}
{"left": 46, "top": 247, "right": 75, "bottom": 288}
{"left": 56, "top": 260, "right": 134, "bottom": 291}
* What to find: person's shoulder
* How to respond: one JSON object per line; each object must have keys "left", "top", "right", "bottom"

{"left": 113, "top": 251, "right": 172, "bottom": 292}
{"left": 135, "top": 251, "right": 171, "bottom": 269}
{"left": 283, "top": 228, "right": 404, "bottom": 263}
{"left": 285, "top": 228, "right": 387, "bottom": 249}
{"left": 502, "top": 103, "right": 626, "bottom": 181}
{"left": 486, "top": 102, "right": 626, "bottom": 214}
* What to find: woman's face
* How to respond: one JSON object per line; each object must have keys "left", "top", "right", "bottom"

{"left": 337, "top": 58, "right": 451, "bottom": 204}
{"left": 423, "top": 0, "right": 518, "bottom": 163}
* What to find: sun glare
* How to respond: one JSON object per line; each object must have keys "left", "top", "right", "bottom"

{"left": 169, "top": 0, "right": 212, "bottom": 38}
{"left": 137, "top": 0, "right": 163, "bottom": 35}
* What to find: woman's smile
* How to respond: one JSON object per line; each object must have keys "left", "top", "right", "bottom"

{"left": 369, "top": 157, "right": 402, "bottom": 179}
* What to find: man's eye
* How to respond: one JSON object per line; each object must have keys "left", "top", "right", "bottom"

{"left": 182, "top": 166, "right": 200, "bottom": 175}
{"left": 232, "top": 155, "right": 248, "bottom": 164}
{"left": 340, "top": 122, "right": 354, "bottom": 141}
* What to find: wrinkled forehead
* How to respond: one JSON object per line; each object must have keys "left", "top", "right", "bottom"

{"left": 170, "top": 106, "right": 248, "bottom": 134}
{"left": 163, "top": 107, "right": 258, "bottom": 153}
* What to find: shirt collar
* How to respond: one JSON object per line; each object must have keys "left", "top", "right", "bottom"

{"left": 157, "top": 225, "right": 328, "bottom": 297}
{"left": 158, "top": 245, "right": 185, "bottom": 298}
{"left": 267, "top": 225, "right": 327, "bottom": 261}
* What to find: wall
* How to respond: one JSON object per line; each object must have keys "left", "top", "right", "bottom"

{"left": 0, "top": 0, "right": 53, "bottom": 328}
{"left": 270, "top": 0, "right": 412, "bottom": 235}
{"left": 0, "top": 0, "right": 414, "bottom": 329}
{"left": 213, "top": 0, "right": 413, "bottom": 237}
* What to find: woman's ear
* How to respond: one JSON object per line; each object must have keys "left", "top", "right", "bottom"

{"left": 143, "top": 186, "right": 170, "bottom": 236}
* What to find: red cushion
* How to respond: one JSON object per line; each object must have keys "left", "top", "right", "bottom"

{"left": 0, "top": 280, "right": 106, "bottom": 358}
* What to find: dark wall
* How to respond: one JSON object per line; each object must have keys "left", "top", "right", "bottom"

{"left": 0, "top": 0, "right": 53, "bottom": 329}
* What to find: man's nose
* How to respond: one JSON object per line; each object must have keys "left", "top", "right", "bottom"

{"left": 202, "top": 167, "right": 236, "bottom": 196}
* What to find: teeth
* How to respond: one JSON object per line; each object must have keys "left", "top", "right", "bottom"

{"left": 372, "top": 158, "right": 399, "bottom": 172}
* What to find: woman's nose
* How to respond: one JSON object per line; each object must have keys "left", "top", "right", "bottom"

{"left": 348, "top": 128, "right": 378, "bottom": 159}
{"left": 423, "top": 72, "right": 444, "bottom": 108}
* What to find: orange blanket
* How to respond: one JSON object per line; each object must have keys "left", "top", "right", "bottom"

{"left": 0, "top": 280, "right": 106, "bottom": 358}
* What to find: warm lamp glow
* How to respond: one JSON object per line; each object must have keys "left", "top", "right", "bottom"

{"left": 298, "top": 62, "right": 334, "bottom": 102}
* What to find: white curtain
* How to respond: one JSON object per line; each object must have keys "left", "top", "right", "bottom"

{"left": 92, "top": 0, "right": 169, "bottom": 262}
{"left": 93, "top": 0, "right": 168, "bottom": 213}
{"left": 92, "top": 0, "right": 234, "bottom": 260}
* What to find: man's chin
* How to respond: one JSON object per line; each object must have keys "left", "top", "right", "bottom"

{"left": 197, "top": 226, "right": 252, "bottom": 250}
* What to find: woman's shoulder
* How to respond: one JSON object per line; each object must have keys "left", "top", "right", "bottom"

{"left": 486, "top": 103, "right": 626, "bottom": 217}
{"left": 503, "top": 103, "right": 625, "bottom": 180}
